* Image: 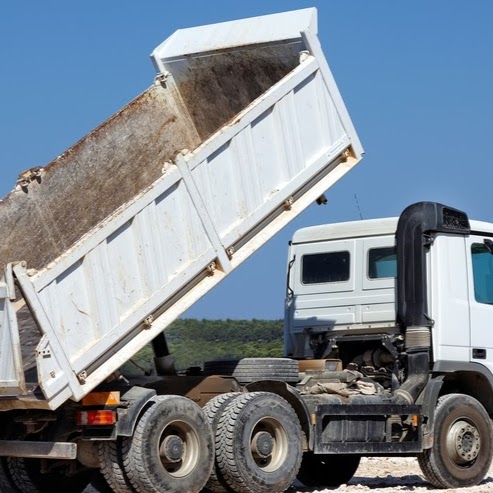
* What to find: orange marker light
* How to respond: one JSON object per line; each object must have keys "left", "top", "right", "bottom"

{"left": 82, "top": 391, "right": 120, "bottom": 407}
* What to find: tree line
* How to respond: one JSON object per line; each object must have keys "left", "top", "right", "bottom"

{"left": 121, "top": 319, "right": 284, "bottom": 375}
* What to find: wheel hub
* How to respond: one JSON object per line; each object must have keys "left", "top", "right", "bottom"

{"left": 251, "top": 431, "right": 274, "bottom": 459}
{"left": 447, "top": 420, "right": 481, "bottom": 464}
{"left": 161, "top": 435, "right": 185, "bottom": 463}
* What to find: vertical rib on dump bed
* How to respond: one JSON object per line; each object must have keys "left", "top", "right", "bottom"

{"left": 0, "top": 8, "right": 363, "bottom": 409}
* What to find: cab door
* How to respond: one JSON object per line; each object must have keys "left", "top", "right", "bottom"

{"left": 466, "top": 235, "right": 493, "bottom": 375}
{"left": 285, "top": 239, "right": 356, "bottom": 357}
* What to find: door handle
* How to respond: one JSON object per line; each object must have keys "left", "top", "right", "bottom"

{"left": 473, "top": 348, "right": 487, "bottom": 359}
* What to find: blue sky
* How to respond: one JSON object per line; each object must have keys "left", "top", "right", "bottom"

{"left": 1, "top": 1, "right": 492, "bottom": 319}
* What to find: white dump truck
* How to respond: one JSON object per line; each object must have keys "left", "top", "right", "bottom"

{"left": 2, "top": 8, "right": 489, "bottom": 493}
{"left": 0, "top": 8, "right": 364, "bottom": 493}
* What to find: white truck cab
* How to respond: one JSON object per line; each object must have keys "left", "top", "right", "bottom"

{"left": 285, "top": 217, "right": 399, "bottom": 357}
{"left": 284, "top": 202, "right": 493, "bottom": 489}
{"left": 286, "top": 209, "right": 493, "bottom": 379}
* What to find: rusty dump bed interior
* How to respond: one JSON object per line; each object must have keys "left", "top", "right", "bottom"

{"left": 0, "top": 44, "right": 300, "bottom": 275}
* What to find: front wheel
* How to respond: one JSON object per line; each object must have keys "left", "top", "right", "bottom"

{"left": 122, "top": 395, "right": 213, "bottom": 493}
{"left": 418, "top": 393, "right": 493, "bottom": 489}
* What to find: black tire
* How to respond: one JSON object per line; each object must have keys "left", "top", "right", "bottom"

{"left": 417, "top": 393, "right": 493, "bottom": 489}
{"left": 7, "top": 457, "right": 92, "bottom": 493}
{"left": 0, "top": 457, "right": 19, "bottom": 493}
{"left": 232, "top": 358, "right": 299, "bottom": 384}
{"left": 216, "top": 392, "right": 302, "bottom": 493}
{"left": 297, "top": 453, "right": 360, "bottom": 487}
{"left": 99, "top": 438, "right": 135, "bottom": 493}
{"left": 202, "top": 393, "right": 241, "bottom": 493}
{"left": 203, "top": 360, "right": 240, "bottom": 376}
{"left": 122, "top": 395, "right": 213, "bottom": 493}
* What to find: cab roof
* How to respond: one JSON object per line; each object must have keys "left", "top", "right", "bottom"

{"left": 292, "top": 218, "right": 493, "bottom": 244}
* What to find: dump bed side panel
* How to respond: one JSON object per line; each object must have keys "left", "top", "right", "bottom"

{"left": 0, "top": 9, "right": 363, "bottom": 407}
{"left": 15, "top": 54, "right": 358, "bottom": 408}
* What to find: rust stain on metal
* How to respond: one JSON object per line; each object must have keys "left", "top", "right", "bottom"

{"left": 0, "top": 86, "right": 201, "bottom": 273}
{"left": 176, "top": 43, "right": 301, "bottom": 141}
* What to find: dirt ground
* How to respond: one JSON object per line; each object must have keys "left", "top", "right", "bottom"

{"left": 290, "top": 457, "right": 493, "bottom": 493}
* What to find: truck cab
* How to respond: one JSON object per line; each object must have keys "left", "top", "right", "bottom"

{"left": 285, "top": 209, "right": 493, "bottom": 379}
{"left": 285, "top": 202, "right": 493, "bottom": 489}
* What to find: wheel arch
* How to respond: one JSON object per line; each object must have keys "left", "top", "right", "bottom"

{"left": 244, "top": 381, "right": 312, "bottom": 450}
{"left": 432, "top": 361, "right": 493, "bottom": 416}
{"left": 115, "top": 386, "right": 157, "bottom": 437}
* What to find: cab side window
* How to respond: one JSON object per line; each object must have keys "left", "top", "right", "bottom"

{"left": 471, "top": 243, "right": 493, "bottom": 304}
{"left": 302, "top": 251, "right": 350, "bottom": 284}
{"left": 368, "top": 247, "right": 397, "bottom": 279}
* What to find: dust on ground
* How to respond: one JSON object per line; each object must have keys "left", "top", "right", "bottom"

{"left": 291, "top": 457, "right": 493, "bottom": 493}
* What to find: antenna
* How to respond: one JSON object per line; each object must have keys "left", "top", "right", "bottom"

{"left": 354, "top": 194, "right": 363, "bottom": 220}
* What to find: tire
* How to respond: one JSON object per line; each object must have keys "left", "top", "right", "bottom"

{"left": 99, "top": 438, "right": 135, "bottom": 493}
{"left": 216, "top": 392, "right": 302, "bottom": 493}
{"left": 202, "top": 393, "right": 241, "bottom": 493}
{"left": 233, "top": 358, "right": 299, "bottom": 385}
{"left": 0, "top": 458, "right": 19, "bottom": 493}
{"left": 297, "top": 453, "right": 360, "bottom": 487}
{"left": 7, "top": 457, "right": 92, "bottom": 493}
{"left": 417, "top": 393, "right": 493, "bottom": 489}
{"left": 122, "top": 395, "right": 214, "bottom": 493}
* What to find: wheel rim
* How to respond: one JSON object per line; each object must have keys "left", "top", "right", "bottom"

{"left": 249, "top": 417, "right": 288, "bottom": 473}
{"left": 446, "top": 419, "right": 481, "bottom": 466}
{"left": 158, "top": 419, "right": 200, "bottom": 478}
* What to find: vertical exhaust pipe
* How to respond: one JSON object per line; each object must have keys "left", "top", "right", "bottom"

{"left": 393, "top": 202, "right": 470, "bottom": 404}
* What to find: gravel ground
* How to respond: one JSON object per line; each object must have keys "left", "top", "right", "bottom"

{"left": 82, "top": 456, "right": 493, "bottom": 493}
{"left": 290, "top": 457, "right": 493, "bottom": 493}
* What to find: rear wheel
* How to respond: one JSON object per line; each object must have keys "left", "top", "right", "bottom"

{"left": 216, "top": 392, "right": 302, "bottom": 493}
{"left": 7, "top": 457, "right": 93, "bottom": 493}
{"left": 297, "top": 453, "right": 360, "bottom": 487}
{"left": 418, "top": 393, "right": 493, "bottom": 488}
{"left": 122, "top": 395, "right": 213, "bottom": 493}
{"left": 202, "top": 393, "right": 241, "bottom": 493}
{"left": 0, "top": 457, "right": 19, "bottom": 492}
{"left": 99, "top": 438, "right": 135, "bottom": 493}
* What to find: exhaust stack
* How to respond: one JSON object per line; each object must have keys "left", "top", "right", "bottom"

{"left": 394, "top": 202, "right": 470, "bottom": 403}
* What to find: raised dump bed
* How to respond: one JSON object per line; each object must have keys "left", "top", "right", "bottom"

{"left": 0, "top": 8, "right": 363, "bottom": 409}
